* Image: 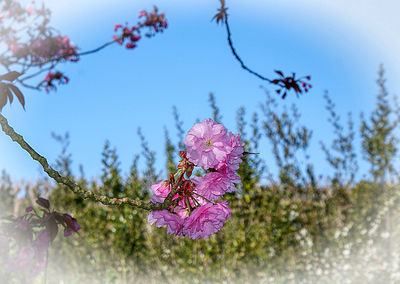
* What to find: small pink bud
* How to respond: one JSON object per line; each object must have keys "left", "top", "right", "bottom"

{"left": 130, "top": 35, "right": 141, "bottom": 42}
{"left": 26, "top": 5, "right": 34, "bottom": 15}
{"left": 114, "top": 24, "right": 122, "bottom": 32}
{"left": 112, "top": 35, "right": 123, "bottom": 44}
{"left": 139, "top": 10, "right": 147, "bottom": 17}
{"left": 126, "top": 43, "right": 136, "bottom": 49}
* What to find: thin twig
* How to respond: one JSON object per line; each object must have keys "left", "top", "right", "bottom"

{"left": 223, "top": 13, "right": 272, "bottom": 83}
{"left": 77, "top": 40, "right": 117, "bottom": 56}
{"left": 20, "top": 63, "right": 55, "bottom": 82}
{"left": 16, "top": 39, "right": 118, "bottom": 85}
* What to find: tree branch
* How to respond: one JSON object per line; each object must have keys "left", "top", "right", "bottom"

{"left": 77, "top": 40, "right": 117, "bottom": 57}
{"left": 0, "top": 113, "right": 171, "bottom": 211}
{"left": 224, "top": 13, "right": 272, "bottom": 83}
{"left": 214, "top": 0, "right": 312, "bottom": 98}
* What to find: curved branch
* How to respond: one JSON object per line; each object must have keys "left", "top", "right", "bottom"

{"left": 216, "top": 1, "right": 312, "bottom": 98}
{"left": 20, "top": 63, "right": 55, "bottom": 82}
{"left": 17, "top": 39, "right": 118, "bottom": 85}
{"left": 224, "top": 13, "right": 272, "bottom": 83}
{"left": 0, "top": 113, "right": 171, "bottom": 211}
{"left": 77, "top": 40, "right": 117, "bottom": 57}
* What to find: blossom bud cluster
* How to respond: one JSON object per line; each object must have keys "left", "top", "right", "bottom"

{"left": 8, "top": 35, "right": 79, "bottom": 65}
{"left": 113, "top": 6, "right": 167, "bottom": 49}
{"left": 0, "top": 1, "right": 41, "bottom": 24}
{"left": 41, "top": 71, "right": 69, "bottom": 93}
{"left": 148, "top": 119, "right": 244, "bottom": 239}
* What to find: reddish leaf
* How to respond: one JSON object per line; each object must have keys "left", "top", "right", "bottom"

{"left": 0, "top": 86, "right": 7, "bottom": 111}
{"left": 45, "top": 215, "right": 59, "bottom": 242}
{"left": 5, "top": 87, "right": 13, "bottom": 104}
{"left": 36, "top": 198, "right": 50, "bottom": 210}
{"left": 7, "top": 84, "right": 25, "bottom": 110}
{"left": 212, "top": 0, "right": 227, "bottom": 24}
{"left": 274, "top": 70, "right": 284, "bottom": 77}
{"left": 186, "top": 165, "right": 194, "bottom": 178}
{"left": 62, "top": 214, "right": 75, "bottom": 229}
{"left": 179, "top": 151, "right": 186, "bottom": 159}
{"left": 292, "top": 83, "right": 301, "bottom": 93}
{"left": 63, "top": 214, "right": 81, "bottom": 236}
{"left": 0, "top": 71, "right": 22, "bottom": 82}
{"left": 54, "top": 212, "right": 66, "bottom": 226}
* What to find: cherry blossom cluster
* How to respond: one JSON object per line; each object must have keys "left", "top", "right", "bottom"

{"left": 0, "top": 1, "right": 46, "bottom": 25}
{"left": 1, "top": 0, "right": 60, "bottom": 66}
{"left": 0, "top": 1, "right": 168, "bottom": 94}
{"left": 0, "top": 198, "right": 80, "bottom": 276}
{"left": 9, "top": 35, "right": 79, "bottom": 65}
{"left": 113, "top": 6, "right": 167, "bottom": 49}
{"left": 40, "top": 71, "right": 69, "bottom": 93}
{"left": 148, "top": 119, "right": 244, "bottom": 239}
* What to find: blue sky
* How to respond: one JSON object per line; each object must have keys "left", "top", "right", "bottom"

{"left": 0, "top": 0, "right": 399, "bottom": 183}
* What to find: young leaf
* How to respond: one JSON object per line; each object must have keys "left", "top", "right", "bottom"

{"left": 36, "top": 198, "right": 50, "bottom": 209}
{"left": 45, "top": 215, "right": 59, "bottom": 242}
{"left": 0, "top": 71, "right": 22, "bottom": 82}
{"left": 0, "top": 87, "right": 7, "bottom": 111}
{"left": 7, "top": 84, "right": 25, "bottom": 110}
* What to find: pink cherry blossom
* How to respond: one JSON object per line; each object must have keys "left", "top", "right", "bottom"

{"left": 148, "top": 119, "right": 244, "bottom": 239}
{"left": 26, "top": 5, "right": 34, "bottom": 15}
{"left": 182, "top": 201, "right": 231, "bottom": 239}
{"left": 192, "top": 172, "right": 237, "bottom": 201}
{"left": 150, "top": 180, "right": 170, "bottom": 203}
{"left": 216, "top": 132, "right": 244, "bottom": 171}
{"left": 184, "top": 118, "right": 230, "bottom": 169}
{"left": 148, "top": 210, "right": 184, "bottom": 236}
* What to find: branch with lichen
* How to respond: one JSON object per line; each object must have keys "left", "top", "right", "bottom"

{"left": 0, "top": 113, "right": 175, "bottom": 211}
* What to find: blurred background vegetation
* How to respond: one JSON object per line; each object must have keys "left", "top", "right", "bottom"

{"left": 1, "top": 65, "right": 400, "bottom": 283}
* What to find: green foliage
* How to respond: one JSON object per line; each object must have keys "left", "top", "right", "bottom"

{"left": 260, "top": 90, "right": 314, "bottom": 187}
{"left": 172, "top": 105, "right": 185, "bottom": 150}
{"left": 164, "top": 127, "right": 176, "bottom": 175}
{"left": 0, "top": 170, "right": 15, "bottom": 213}
{"left": 360, "top": 65, "right": 397, "bottom": 182}
{"left": 137, "top": 127, "right": 159, "bottom": 187}
{"left": 208, "top": 92, "right": 222, "bottom": 123}
{"left": 101, "top": 140, "right": 124, "bottom": 198}
{"left": 320, "top": 92, "right": 358, "bottom": 187}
